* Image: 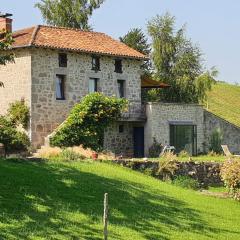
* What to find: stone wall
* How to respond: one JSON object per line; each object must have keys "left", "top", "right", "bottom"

{"left": 113, "top": 160, "right": 222, "bottom": 187}
{"left": 0, "top": 49, "right": 31, "bottom": 116}
{"left": 145, "top": 103, "right": 205, "bottom": 156}
{"left": 30, "top": 48, "right": 143, "bottom": 148}
{"left": 104, "top": 122, "right": 134, "bottom": 157}
{"left": 204, "top": 110, "right": 240, "bottom": 154}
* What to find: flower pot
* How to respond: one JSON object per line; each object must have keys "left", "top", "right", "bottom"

{"left": 92, "top": 152, "right": 98, "bottom": 160}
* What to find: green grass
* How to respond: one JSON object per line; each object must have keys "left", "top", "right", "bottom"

{"left": 208, "top": 186, "right": 227, "bottom": 193}
{"left": 0, "top": 158, "right": 240, "bottom": 240}
{"left": 207, "top": 82, "right": 240, "bottom": 127}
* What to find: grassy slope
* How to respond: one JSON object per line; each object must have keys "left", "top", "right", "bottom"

{"left": 207, "top": 82, "right": 240, "bottom": 127}
{"left": 0, "top": 159, "right": 240, "bottom": 240}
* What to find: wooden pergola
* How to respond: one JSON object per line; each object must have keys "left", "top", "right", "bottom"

{"left": 141, "top": 75, "right": 170, "bottom": 89}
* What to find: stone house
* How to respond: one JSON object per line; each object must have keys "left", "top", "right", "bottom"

{"left": 1, "top": 15, "right": 240, "bottom": 157}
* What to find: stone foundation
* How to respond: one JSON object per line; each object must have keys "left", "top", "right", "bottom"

{"left": 113, "top": 160, "right": 222, "bottom": 187}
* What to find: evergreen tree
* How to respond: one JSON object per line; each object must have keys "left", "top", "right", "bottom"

{"left": 120, "top": 28, "right": 151, "bottom": 55}
{"left": 35, "top": 0, "right": 105, "bottom": 30}
{"left": 147, "top": 13, "right": 217, "bottom": 103}
{"left": 120, "top": 28, "right": 151, "bottom": 73}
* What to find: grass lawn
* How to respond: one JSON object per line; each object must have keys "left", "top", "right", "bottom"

{"left": 0, "top": 158, "right": 240, "bottom": 240}
{"left": 207, "top": 82, "right": 240, "bottom": 127}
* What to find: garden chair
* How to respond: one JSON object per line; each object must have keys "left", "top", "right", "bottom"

{"left": 160, "top": 145, "right": 176, "bottom": 156}
{"left": 221, "top": 145, "right": 240, "bottom": 157}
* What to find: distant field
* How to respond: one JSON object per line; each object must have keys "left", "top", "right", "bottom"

{"left": 207, "top": 82, "right": 240, "bottom": 127}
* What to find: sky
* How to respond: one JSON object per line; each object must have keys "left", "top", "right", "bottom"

{"left": 1, "top": 0, "right": 240, "bottom": 84}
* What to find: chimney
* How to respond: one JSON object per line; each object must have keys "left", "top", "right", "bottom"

{"left": 0, "top": 13, "right": 13, "bottom": 33}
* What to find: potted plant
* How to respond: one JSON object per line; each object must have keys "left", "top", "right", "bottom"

{"left": 92, "top": 151, "right": 98, "bottom": 160}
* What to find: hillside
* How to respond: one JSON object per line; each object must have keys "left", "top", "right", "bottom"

{"left": 0, "top": 159, "right": 240, "bottom": 239}
{"left": 207, "top": 82, "right": 240, "bottom": 127}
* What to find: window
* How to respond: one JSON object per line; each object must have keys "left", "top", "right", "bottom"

{"left": 117, "top": 80, "right": 125, "bottom": 98}
{"left": 115, "top": 59, "right": 123, "bottom": 73}
{"left": 170, "top": 124, "right": 197, "bottom": 156}
{"left": 92, "top": 56, "right": 100, "bottom": 71}
{"left": 89, "top": 78, "right": 98, "bottom": 93}
{"left": 56, "top": 74, "right": 65, "bottom": 100}
{"left": 59, "top": 53, "right": 67, "bottom": 67}
{"left": 119, "top": 125, "right": 124, "bottom": 133}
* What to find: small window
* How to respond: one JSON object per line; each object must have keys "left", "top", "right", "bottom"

{"left": 92, "top": 56, "right": 100, "bottom": 71}
{"left": 117, "top": 80, "right": 125, "bottom": 98}
{"left": 119, "top": 125, "right": 124, "bottom": 133}
{"left": 59, "top": 53, "right": 67, "bottom": 67}
{"left": 89, "top": 78, "right": 98, "bottom": 93}
{"left": 115, "top": 59, "right": 123, "bottom": 73}
{"left": 56, "top": 74, "right": 65, "bottom": 100}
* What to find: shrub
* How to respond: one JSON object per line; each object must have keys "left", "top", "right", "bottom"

{"left": 7, "top": 100, "right": 30, "bottom": 129}
{"left": 0, "top": 116, "right": 30, "bottom": 153}
{"left": 59, "top": 149, "right": 86, "bottom": 161}
{"left": 157, "top": 152, "right": 178, "bottom": 181}
{"left": 207, "top": 150, "right": 219, "bottom": 157}
{"left": 172, "top": 175, "right": 199, "bottom": 190}
{"left": 220, "top": 159, "right": 240, "bottom": 200}
{"left": 210, "top": 128, "right": 223, "bottom": 154}
{"left": 143, "top": 168, "right": 154, "bottom": 176}
{"left": 148, "top": 138, "right": 163, "bottom": 158}
{"left": 50, "top": 93, "right": 128, "bottom": 152}
{"left": 178, "top": 150, "right": 190, "bottom": 158}
{"left": 34, "top": 146, "right": 62, "bottom": 159}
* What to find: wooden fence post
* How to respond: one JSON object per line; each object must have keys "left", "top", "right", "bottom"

{"left": 103, "top": 193, "right": 108, "bottom": 240}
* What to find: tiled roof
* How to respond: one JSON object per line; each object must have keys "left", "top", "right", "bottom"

{"left": 12, "top": 25, "right": 148, "bottom": 60}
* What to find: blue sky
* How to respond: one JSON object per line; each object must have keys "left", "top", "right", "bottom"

{"left": 2, "top": 0, "right": 240, "bottom": 83}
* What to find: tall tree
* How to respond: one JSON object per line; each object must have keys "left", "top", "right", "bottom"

{"left": 147, "top": 13, "right": 217, "bottom": 103}
{"left": 120, "top": 28, "right": 151, "bottom": 74}
{"left": 35, "top": 0, "right": 105, "bottom": 30}
{"left": 120, "top": 28, "right": 151, "bottom": 56}
{"left": 0, "top": 31, "right": 14, "bottom": 87}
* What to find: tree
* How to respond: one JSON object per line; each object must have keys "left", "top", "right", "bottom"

{"left": 35, "top": 0, "right": 105, "bottom": 30}
{"left": 0, "top": 31, "right": 14, "bottom": 87}
{"left": 50, "top": 93, "right": 128, "bottom": 151}
{"left": 120, "top": 28, "right": 151, "bottom": 56}
{"left": 120, "top": 28, "right": 151, "bottom": 74}
{"left": 147, "top": 13, "right": 217, "bottom": 103}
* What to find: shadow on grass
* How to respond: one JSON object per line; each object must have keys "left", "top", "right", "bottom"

{"left": 0, "top": 158, "right": 238, "bottom": 239}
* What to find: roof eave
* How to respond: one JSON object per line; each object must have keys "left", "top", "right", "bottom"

{"left": 11, "top": 44, "right": 149, "bottom": 60}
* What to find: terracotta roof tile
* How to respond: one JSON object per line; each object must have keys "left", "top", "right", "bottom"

{"left": 12, "top": 27, "right": 36, "bottom": 47}
{"left": 12, "top": 25, "right": 148, "bottom": 60}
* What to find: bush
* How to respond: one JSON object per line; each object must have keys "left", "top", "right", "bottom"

{"left": 50, "top": 93, "right": 128, "bottom": 152}
{"left": 59, "top": 149, "right": 86, "bottom": 161}
{"left": 148, "top": 138, "right": 163, "bottom": 158}
{"left": 220, "top": 159, "right": 240, "bottom": 200}
{"left": 157, "top": 152, "right": 178, "bottom": 181}
{"left": 210, "top": 128, "right": 223, "bottom": 154}
{"left": 143, "top": 168, "right": 154, "bottom": 176}
{"left": 178, "top": 150, "right": 190, "bottom": 158}
{"left": 207, "top": 150, "right": 221, "bottom": 157}
{"left": 34, "top": 145, "right": 115, "bottom": 160}
{"left": 34, "top": 146, "right": 62, "bottom": 159}
{"left": 7, "top": 100, "right": 30, "bottom": 129}
{"left": 172, "top": 175, "right": 199, "bottom": 190}
{"left": 0, "top": 116, "right": 30, "bottom": 153}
